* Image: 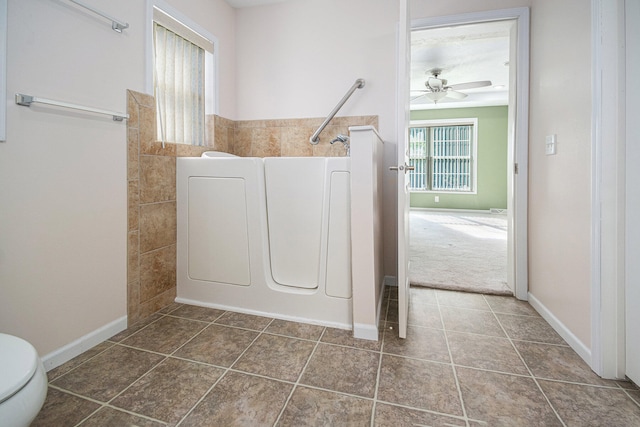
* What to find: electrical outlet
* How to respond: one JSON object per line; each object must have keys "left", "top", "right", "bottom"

{"left": 434, "top": 196, "right": 440, "bottom": 203}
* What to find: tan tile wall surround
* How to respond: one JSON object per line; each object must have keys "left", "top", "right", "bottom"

{"left": 127, "top": 89, "right": 378, "bottom": 324}
{"left": 127, "top": 90, "right": 211, "bottom": 325}
{"left": 233, "top": 116, "right": 378, "bottom": 158}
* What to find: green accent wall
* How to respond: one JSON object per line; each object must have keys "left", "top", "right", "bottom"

{"left": 410, "top": 106, "right": 508, "bottom": 210}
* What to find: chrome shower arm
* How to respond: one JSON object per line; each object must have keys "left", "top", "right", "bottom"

{"left": 309, "top": 78, "right": 365, "bottom": 145}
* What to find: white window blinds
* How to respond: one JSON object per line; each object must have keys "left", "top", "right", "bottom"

{"left": 153, "top": 22, "right": 205, "bottom": 146}
{"left": 432, "top": 125, "right": 472, "bottom": 191}
{"left": 409, "top": 124, "right": 474, "bottom": 192}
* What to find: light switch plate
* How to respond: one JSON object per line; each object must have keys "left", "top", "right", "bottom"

{"left": 545, "top": 134, "right": 557, "bottom": 155}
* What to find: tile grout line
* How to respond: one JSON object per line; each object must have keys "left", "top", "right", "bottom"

{"left": 532, "top": 376, "right": 640, "bottom": 390}
{"left": 382, "top": 290, "right": 492, "bottom": 423}
{"left": 173, "top": 367, "right": 228, "bottom": 427}
{"left": 272, "top": 326, "right": 327, "bottom": 426}
{"left": 621, "top": 388, "right": 640, "bottom": 408}
{"left": 370, "top": 358, "right": 382, "bottom": 427}
{"left": 385, "top": 317, "right": 571, "bottom": 349}
{"left": 484, "top": 294, "right": 568, "bottom": 427}
{"left": 55, "top": 386, "right": 120, "bottom": 427}
{"left": 52, "top": 310, "right": 171, "bottom": 383}
{"left": 84, "top": 403, "right": 169, "bottom": 426}
{"left": 102, "top": 312, "right": 269, "bottom": 426}
{"left": 370, "top": 294, "right": 391, "bottom": 427}
{"left": 53, "top": 314, "right": 177, "bottom": 426}
{"left": 47, "top": 341, "right": 117, "bottom": 384}
{"left": 316, "top": 339, "right": 382, "bottom": 355}
{"left": 375, "top": 400, "right": 472, "bottom": 425}
{"left": 437, "top": 291, "right": 472, "bottom": 427}
{"left": 95, "top": 311, "right": 220, "bottom": 424}
{"left": 174, "top": 316, "right": 276, "bottom": 427}
{"left": 46, "top": 384, "right": 168, "bottom": 427}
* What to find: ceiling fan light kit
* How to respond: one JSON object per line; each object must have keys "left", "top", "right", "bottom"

{"left": 425, "top": 91, "right": 448, "bottom": 102}
{"left": 412, "top": 68, "right": 492, "bottom": 104}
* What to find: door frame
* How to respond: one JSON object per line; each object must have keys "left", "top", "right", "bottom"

{"left": 590, "top": 0, "right": 628, "bottom": 379}
{"left": 396, "top": 0, "right": 411, "bottom": 339}
{"left": 623, "top": 0, "right": 639, "bottom": 383}
{"left": 410, "top": 8, "right": 530, "bottom": 300}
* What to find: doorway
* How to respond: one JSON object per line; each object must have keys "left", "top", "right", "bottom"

{"left": 408, "top": 20, "right": 513, "bottom": 296}
{"left": 405, "top": 8, "right": 529, "bottom": 301}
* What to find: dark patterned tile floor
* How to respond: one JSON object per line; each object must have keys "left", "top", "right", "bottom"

{"left": 33, "top": 287, "right": 640, "bottom": 426}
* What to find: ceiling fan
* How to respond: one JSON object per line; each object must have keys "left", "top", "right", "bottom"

{"left": 411, "top": 68, "right": 492, "bottom": 103}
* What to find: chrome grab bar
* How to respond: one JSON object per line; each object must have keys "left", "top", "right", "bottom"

{"left": 309, "top": 78, "right": 365, "bottom": 145}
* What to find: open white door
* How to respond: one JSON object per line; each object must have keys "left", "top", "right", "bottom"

{"left": 625, "top": 0, "right": 640, "bottom": 385}
{"left": 394, "top": 0, "right": 411, "bottom": 339}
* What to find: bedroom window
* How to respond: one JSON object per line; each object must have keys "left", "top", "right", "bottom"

{"left": 409, "top": 119, "right": 478, "bottom": 193}
{"left": 152, "top": 5, "right": 216, "bottom": 146}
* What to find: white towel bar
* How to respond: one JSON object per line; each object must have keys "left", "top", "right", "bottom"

{"left": 15, "top": 93, "right": 129, "bottom": 121}
{"left": 68, "top": 0, "right": 129, "bottom": 32}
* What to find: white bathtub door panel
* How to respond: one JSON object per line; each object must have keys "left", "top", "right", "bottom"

{"left": 188, "top": 177, "right": 251, "bottom": 286}
{"left": 265, "top": 158, "right": 325, "bottom": 289}
{"left": 326, "top": 171, "right": 352, "bottom": 299}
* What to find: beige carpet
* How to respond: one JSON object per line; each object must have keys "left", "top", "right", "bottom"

{"left": 409, "top": 210, "right": 511, "bottom": 295}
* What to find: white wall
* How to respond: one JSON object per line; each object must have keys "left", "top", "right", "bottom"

{"left": 235, "top": 0, "right": 400, "bottom": 274}
{"left": 528, "top": 0, "right": 592, "bottom": 347}
{"left": 0, "top": 0, "right": 139, "bottom": 357}
{"left": 0, "top": 0, "right": 235, "bottom": 357}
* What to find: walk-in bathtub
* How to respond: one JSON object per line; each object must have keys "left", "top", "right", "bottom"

{"left": 176, "top": 152, "right": 353, "bottom": 328}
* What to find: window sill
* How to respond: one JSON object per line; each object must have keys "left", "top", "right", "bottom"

{"left": 410, "top": 190, "right": 478, "bottom": 195}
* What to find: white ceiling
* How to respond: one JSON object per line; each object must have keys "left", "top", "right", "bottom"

{"left": 411, "top": 20, "right": 513, "bottom": 110}
{"left": 224, "top": 0, "right": 288, "bottom": 8}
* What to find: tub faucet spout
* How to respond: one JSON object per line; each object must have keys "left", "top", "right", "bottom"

{"left": 330, "top": 134, "right": 350, "bottom": 155}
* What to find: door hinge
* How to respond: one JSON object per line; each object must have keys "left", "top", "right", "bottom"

{"left": 514, "top": 163, "right": 519, "bottom": 174}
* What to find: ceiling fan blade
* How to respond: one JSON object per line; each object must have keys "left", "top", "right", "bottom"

{"left": 446, "top": 90, "right": 468, "bottom": 100}
{"left": 410, "top": 90, "right": 428, "bottom": 101}
{"left": 447, "top": 80, "right": 492, "bottom": 91}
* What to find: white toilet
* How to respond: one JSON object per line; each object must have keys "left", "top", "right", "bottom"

{"left": 0, "top": 333, "right": 48, "bottom": 427}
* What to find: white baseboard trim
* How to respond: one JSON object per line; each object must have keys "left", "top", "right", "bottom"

{"left": 528, "top": 293, "right": 591, "bottom": 365}
{"left": 354, "top": 276, "right": 387, "bottom": 342}
{"left": 353, "top": 323, "right": 379, "bottom": 341}
{"left": 41, "top": 316, "right": 128, "bottom": 372}
{"left": 376, "top": 286, "right": 384, "bottom": 333}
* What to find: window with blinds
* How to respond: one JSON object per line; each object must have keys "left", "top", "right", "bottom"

{"left": 409, "top": 120, "right": 477, "bottom": 192}
{"left": 152, "top": 6, "right": 215, "bottom": 146}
